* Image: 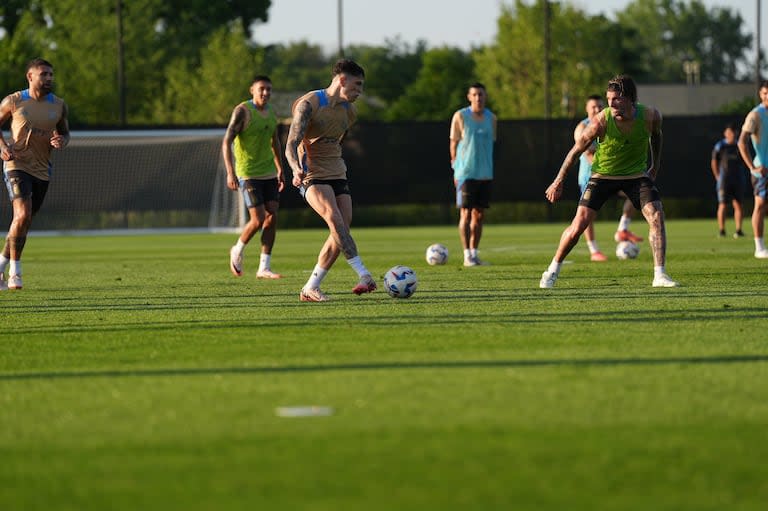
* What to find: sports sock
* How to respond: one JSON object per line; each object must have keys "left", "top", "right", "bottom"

{"left": 305, "top": 265, "right": 328, "bottom": 289}
{"left": 618, "top": 215, "right": 631, "bottom": 232}
{"left": 259, "top": 253, "right": 271, "bottom": 271}
{"left": 587, "top": 240, "right": 600, "bottom": 253}
{"left": 755, "top": 238, "right": 766, "bottom": 251}
{"left": 463, "top": 248, "right": 471, "bottom": 261}
{"left": 235, "top": 239, "right": 246, "bottom": 253}
{"left": 470, "top": 248, "right": 478, "bottom": 259}
{"left": 346, "top": 256, "right": 369, "bottom": 278}
{"left": 9, "top": 260, "right": 21, "bottom": 276}
{"left": 0, "top": 254, "right": 8, "bottom": 274}
{"left": 654, "top": 265, "right": 666, "bottom": 277}
{"left": 547, "top": 260, "right": 562, "bottom": 274}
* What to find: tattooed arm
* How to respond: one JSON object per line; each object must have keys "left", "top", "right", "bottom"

{"left": 285, "top": 99, "right": 313, "bottom": 188}
{"left": 221, "top": 104, "right": 247, "bottom": 191}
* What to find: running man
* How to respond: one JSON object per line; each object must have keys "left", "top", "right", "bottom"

{"left": 222, "top": 74, "right": 285, "bottom": 279}
{"left": 737, "top": 80, "right": 768, "bottom": 259}
{"left": 284, "top": 58, "right": 376, "bottom": 302}
{"left": 449, "top": 82, "right": 497, "bottom": 266}
{"left": 0, "top": 58, "right": 70, "bottom": 290}
{"left": 539, "top": 74, "right": 678, "bottom": 288}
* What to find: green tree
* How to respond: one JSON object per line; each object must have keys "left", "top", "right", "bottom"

{"left": 475, "top": 0, "right": 624, "bottom": 119}
{"left": 616, "top": 0, "right": 751, "bottom": 83}
{"left": 386, "top": 47, "right": 475, "bottom": 121}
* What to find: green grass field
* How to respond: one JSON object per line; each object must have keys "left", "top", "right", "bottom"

{"left": 1, "top": 219, "right": 767, "bottom": 510}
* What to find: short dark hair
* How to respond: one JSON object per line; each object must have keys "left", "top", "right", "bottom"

{"left": 759, "top": 80, "right": 768, "bottom": 91}
{"left": 332, "top": 59, "right": 365, "bottom": 78}
{"left": 607, "top": 74, "right": 637, "bottom": 104}
{"left": 469, "top": 82, "right": 486, "bottom": 91}
{"left": 587, "top": 94, "right": 603, "bottom": 102}
{"left": 252, "top": 75, "right": 271, "bottom": 84}
{"left": 26, "top": 58, "right": 53, "bottom": 72}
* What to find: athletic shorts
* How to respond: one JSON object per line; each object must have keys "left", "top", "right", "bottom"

{"left": 716, "top": 176, "right": 745, "bottom": 203}
{"left": 239, "top": 177, "right": 279, "bottom": 208}
{"left": 304, "top": 178, "right": 350, "bottom": 197}
{"left": 752, "top": 172, "right": 768, "bottom": 200}
{"left": 579, "top": 176, "right": 660, "bottom": 211}
{"left": 457, "top": 179, "right": 492, "bottom": 209}
{"left": 4, "top": 170, "right": 49, "bottom": 216}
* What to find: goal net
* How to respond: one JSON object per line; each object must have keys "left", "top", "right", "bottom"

{"left": 0, "top": 129, "right": 245, "bottom": 232}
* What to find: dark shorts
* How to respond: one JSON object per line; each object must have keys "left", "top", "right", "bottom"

{"left": 752, "top": 173, "right": 768, "bottom": 200}
{"left": 579, "top": 176, "right": 660, "bottom": 211}
{"left": 239, "top": 177, "right": 280, "bottom": 208}
{"left": 4, "top": 170, "right": 49, "bottom": 216}
{"left": 716, "top": 176, "right": 745, "bottom": 203}
{"left": 304, "top": 178, "right": 351, "bottom": 197}
{"left": 457, "top": 179, "right": 492, "bottom": 209}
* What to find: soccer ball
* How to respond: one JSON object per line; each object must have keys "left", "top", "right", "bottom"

{"left": 615, "top": 240, "right": 640, "bottom": 260}
{"left": 383, "top": 265, "right": 418, "bottom": 298}
{"left": 425, "top": 243, "right": 449, "bottom": 265}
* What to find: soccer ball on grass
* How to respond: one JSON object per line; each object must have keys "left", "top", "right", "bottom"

{"left": 383, "top": 265, "right": 418, "bottom": 298}
{"left": 615, "top": 240, "right": 640, "bottom": 260}
{"left": 425, "top": 243, "right": 449, "bottom": 265}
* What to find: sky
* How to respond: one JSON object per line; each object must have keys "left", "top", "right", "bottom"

{"left": 251, "top": 0, "right": 762, "bottom": 55}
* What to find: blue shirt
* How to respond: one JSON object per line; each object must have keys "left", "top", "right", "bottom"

{"left": 453, "top": 107, "right": 494, "bottom": 180}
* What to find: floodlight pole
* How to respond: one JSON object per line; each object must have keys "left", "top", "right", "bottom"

{"left": 337, "top": 0, "right": 344, "bottom": 58}
{"left": 757, "top": 0, "right": 762, "bottom": 88}
{"left": 116, "top": 0, "right": 126, "bottom": 126}
{"left": 543, "top": 0, "right": 551, "bottom": 119}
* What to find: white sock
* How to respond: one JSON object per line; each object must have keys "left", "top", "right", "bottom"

{"left": 463, "top": 248, "right": 471, "bottom": 261}
{"left": 547, "top": 260, "right": 562, "bottom": 274}
{"left": 235, "top": 239, "right": 246, "bottom": 252}
{"left": 654, "top": 265, "right": 666, "bottom": 277}
{"left": 0, "top": 254, "right": 8, "bottom": 274}
{"left": 305, "top": 265, "right": 328, "bottom": 290}
{"left": 587, "top": 240, "right": 600, "bottom": 253}
{"left": 9, "top": 260, "right": 21, "bottom": 276}
{"left": 755, "top": 238, "right": 765, "bottom": 251}
{"left": 346, "top": 256, "right": 369, "bottom": 278}
{"left": 618, "top": 215, "right": 631, "bottom": 232}
{"left": 259, "top": 253, "right": 271, "bottom": 271}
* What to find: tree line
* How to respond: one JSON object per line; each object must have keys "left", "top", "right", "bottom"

{"left": 0, "top": 0, "right": 757, "bottom": 126}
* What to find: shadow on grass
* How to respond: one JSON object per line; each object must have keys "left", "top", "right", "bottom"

{"left": 1, "top": 354, "right": 767, "bottom": 381}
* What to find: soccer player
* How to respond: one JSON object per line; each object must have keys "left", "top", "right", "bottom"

{"left": 449, "top": 82, "right": 497, "bottom": 266}
{"left": 0, "top": 58, "right": 70, "bottom": 290}
{"left": 284, "top": 58, "right": 376, "bottom": 302}
{"left": 539, "top": 74, "right": 678, "bottom": 289}
{"left": 737, "top": 80, "right": 768, "bottom": 259}
{"left": 222, "top": 75, "right": 285, "bottom": 279}
{"left": 711, "top": 123, "right": 746, "bottom": 238}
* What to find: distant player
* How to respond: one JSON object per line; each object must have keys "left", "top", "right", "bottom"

{"left": 284, "top": 59, "right": 376, "bottom": 302}
{"left": 737, "top": 79, "right": 768, "bottom": 259}
{"left": 540, "top": 74, "right": 678, "bottom": 288}
{"left": 450, "top": 82, "right": 497, "bottom": 266}
{"left": 222, "top": 75, "right": 285, "bottom": 279}
{"left": 710, "top": 123, "right": 746, "bottom": 238}
{"left": 0, "top": 58, "right": 70, "bottom": 290}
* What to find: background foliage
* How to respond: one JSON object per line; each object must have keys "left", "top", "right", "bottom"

{"left": 0, "top": 0, "right": 758, "bottom": 124}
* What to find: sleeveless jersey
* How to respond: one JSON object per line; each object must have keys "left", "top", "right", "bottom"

{"left": 233, "top": 101, "right": 278, "bottom": 179}
{"left": 292, "top": 89, "right": 356, "bottom": 180}
{"left": 591, "top": 104, "right": 649, "bottom": 177}
{"left": 452, "top": 107, "right": 494, "bottom": 180}
{"left": 577, "top": 117, "right": 594, "bottom": 189}
{"left": 4, "top": 89, "right": 66, "bottom": 181}
{"left": 746, "top": 104, "right": 768, "bottom": 169}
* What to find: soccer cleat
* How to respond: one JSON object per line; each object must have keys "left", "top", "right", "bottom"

{"left": 590, "top": 251, "right": 608, "bottom": 262}
{"left": 539, "top": 270, "right": 558, "bottom": 289}
{"left": 652, "top": 273, "right": 679, "bottom": 288}
{"left": 352, "top": 274, "right": 377, "bottom": 295}
{"left": 718, "top": 230, "right": 726, "bottom": 238}
{"left": 256, "top": 268, "right": 282, "bottom": 279}
{"left": 299, "top": 287, "right": 329, "bottom": 302}
{"left": 0, "top": 274, "right": 7, "bottom": 291}
{"left": 614, "top": 229, "right": 644, "bottom": 243}
{"left": 733, "top": 230, "right": 745, "bottom": 239}
{"left": 8, "top": 274, "right": 22, "bottom": 290}
{"left": 755, "top": 248, "right": 768, "bottom": 259}
{"left": 229, "top": 246, "right": 243, "bottom": 277}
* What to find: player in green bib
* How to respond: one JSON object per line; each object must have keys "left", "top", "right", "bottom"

{"left": 539, "top": 74, "right": 679, "bottom": 289}
{"left": 222, "top": 75, "right": 285, "bottom": 279}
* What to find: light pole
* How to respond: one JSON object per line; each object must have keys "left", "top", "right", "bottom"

{"left": 757, "top": 0, "right": 762, "bottom": 88}
{"left": 337, "top": 0, "right": 344, "bottom": 58}
{"left": 116, "top": 0, "right": 126, "bottom": 126}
